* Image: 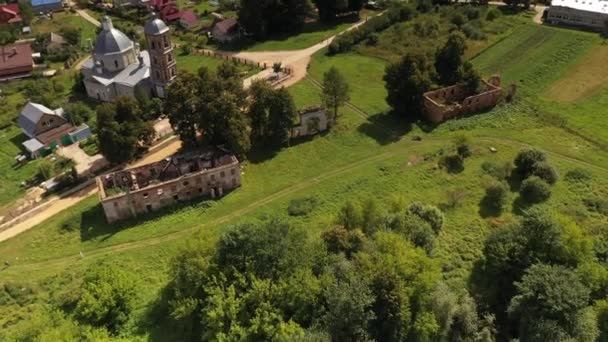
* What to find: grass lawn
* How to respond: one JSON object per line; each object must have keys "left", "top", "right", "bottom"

{"left": 175, "top": 52, "right": 260, "bottom": 76}
{"left": 3, "top": 12, "right": 608, "bottom": 340}
{"left": 30, "top": 12, "right": 98, "bottom": 50}
{"left": 308, "top": 51, "right": 390, "bottom": 115}
{"left": 243, "top": 21, "right": 355, "bottom": 52}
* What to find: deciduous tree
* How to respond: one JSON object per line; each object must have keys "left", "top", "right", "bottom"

{"left": 321, "top": 67, "right": 350, "bottom": 121}
{"left": 384, "top": 53, "right": 434, "bottom": 118}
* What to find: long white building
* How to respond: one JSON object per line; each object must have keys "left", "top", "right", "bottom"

{"left": 546, "top": 0, "right": 608, "bottom": 30}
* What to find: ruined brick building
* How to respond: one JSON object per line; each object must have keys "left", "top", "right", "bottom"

{"left": 97, "top": 149, "right": 241, "bottom": 222}
{"left": 423, "top": 75, "right": 504, "bottom": 124}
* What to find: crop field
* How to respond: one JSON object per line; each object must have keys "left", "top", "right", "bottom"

{"left": 3, "top": 8, "right": 608, "bottom": 339}
{"left": 471, "top": 23, "right": 608, "bottom": 145}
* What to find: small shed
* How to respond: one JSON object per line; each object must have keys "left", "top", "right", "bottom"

{"left": 22, "top": 138, "right": 44, "bottom": 158}
{"left": 68, "top": 124, "right": 92, "bottom": 143}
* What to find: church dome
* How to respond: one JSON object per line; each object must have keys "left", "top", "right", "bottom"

{"left": 94, "top": 17, "right": 134, "bottom": 55}
{"left": 144, "top": 16, "right": 169, "bottom": 36}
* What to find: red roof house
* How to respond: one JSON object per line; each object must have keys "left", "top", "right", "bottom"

{"left": 0, "top": 43, "right": 34, "bottom": 81}
{"left": 179, "top": 10, "right": 198, "bottom": 29}
{"left": 211, "top": 18, "right": 239, "bottom": 43}
{"left": 0, "top": 4, "right": 22, "bottom": 24}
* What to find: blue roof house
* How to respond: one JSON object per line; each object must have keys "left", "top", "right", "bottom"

{"left": 30, "top": 0, "right": 63, "bottom": 13}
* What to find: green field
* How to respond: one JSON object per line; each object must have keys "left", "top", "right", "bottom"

{"left": 30, "top": 12, "right": 98, "bottom": 49}
{"left": 2, "top": 8, "right": 608, "bottom": 340}
{"left": 243, "top": 21, "right": 355, "bottom": 52}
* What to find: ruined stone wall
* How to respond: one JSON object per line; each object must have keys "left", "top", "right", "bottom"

{"left": 99, "top": 161, "right": 241, "bottom": 223}
{"left": 423, "top": 76, "right": 503, "bottom": 124}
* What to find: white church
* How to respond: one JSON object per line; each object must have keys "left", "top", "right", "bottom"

{"left": 81, "top": 15, "right": 177, "bottom": 102}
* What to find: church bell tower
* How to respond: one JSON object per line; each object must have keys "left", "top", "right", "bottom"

{"left": 144, "top": 14, "right": 176, "bottom": 98}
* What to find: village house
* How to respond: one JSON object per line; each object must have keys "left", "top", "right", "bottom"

{"left": 97, "top": 148, "right": 241, "bottom": 223}
{"left": 81, "top": 15, "right": 176, "bottom": 101}
{"left": 422, "top": 75, "right": 504, "bottom": 124}
{"left": 30, "top": 0, "right": 63, "bottom": 13}
{"left": 545, "top": 0, "right": 608, "bottom": 31}
{"left": 0, "top": 3, "right": 22, "bottom": 25}
{"left": 18, "top": 102, "right": 92, "bottom": 158}
{"left": 291, "top": 106, "right": 332, "bottom": 138}
{"left": 0, "top": 43, "right": 34, "bottom": 81}
{"left": 179, "top": 10, "right": 198, "bottom": 29}
{"left": 211, "top": 18, "right": 239, "bottom": 43}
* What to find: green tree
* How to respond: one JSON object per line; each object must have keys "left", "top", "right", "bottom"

{"left": 435, "top": 32, "right": 467, "bottom": 86}
{"left": 166, "top": 72, "right": 201, "bottom": 147}
{"left": 209, "top": 92, "right": 251, "bottom": 158}
{"left": 384, "top": 52, "right": 434, "bottom": 118}
{"left": 268, "top": 87, "right": 297, "bottom": 146}
{"left": 96, "top": 97, "right": 153, "bottom": 164}
{"left": 239, "top": 0, "right": 311, "bottom": 39}
{"left": 64, "top": 102, "right": 93, "bottom": 126}
{"left": 323, "top": 261, "right": 375, "bottom": 342}
{"left": 508, "top": 264, "right": 591, "bottom": 341}
{"left": 321, "top": 67, "right": 350, "bottom": 121}
{"left": 520, "top": 176, "right": 551, "bottom": 203}
{"left": 248, "top": 79, "right": 274, "bottom": 144}
{"left": 313, "top": 0, "right": 365, "bottom": 22}
{"left": 75, "top": 263, "right": 138, "bottom": 334}
{"left": 18, "top": 0, "right": 34, "bottom": 25}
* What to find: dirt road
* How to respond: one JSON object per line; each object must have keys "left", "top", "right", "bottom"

{"left": 0, "top": 137, "right": 181, "bottom": 243}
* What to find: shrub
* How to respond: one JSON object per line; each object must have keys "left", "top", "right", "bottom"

{"left": 565, "top": 168, "right": 591, "bottom": 183}
{"left": 484, "top": 181, "right": 508, "bottom": 212}
{"left": 520, "top": 176, "right": 551, "bottom": 203}
{"left": 583, "top": 197, "right": 608, "bottom": 216}
{"left": 75, "top": 263, "right": 137, "bottom": 333}
{"left": 481, "top": 161, "right": 512, "bottom": 180}
{"left": 450, "top": 12, "right": 467, "bottom": 27}
{"left": 287, "top": 197, "right": 318, "bottom": 216}
{"left": 408, "top": 202, "right": 444, "bottom": 233}
{"left": 486, "top": 7, "right": 501, "bottom": 21}
{"left": 462, "top": 23, "right": 486, "bottom": 40}
{"left": 38, "top": 161, "right": 53, "bottom": 180}
{"left": 532, "top": 162, "right": 558, "bottom": 185}
{"left": 441, "top": 153, "right": 464, "bottom": 173}
{"left": 514, "top": 148, "right": 547, "bottom": 178}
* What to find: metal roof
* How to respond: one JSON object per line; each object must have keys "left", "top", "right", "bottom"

{"left": 18, "top": 102, "right": 56, "bottom": 138}
{"left": 30, "top": 0, "right": 61, "bottom": 6}
{"left": 551, "top": 0, "right": 608, "bottom": 14}
{"left": 94, "top": 17, "right": 134, "bottom": 56}
{"left": 22, "top": 138, "right": 44, "bottom": 152}
{"left": 144, "top": 16, "right": 170, "bottom": 36}
{"left": 84, "top": 51, "right": 151, "bottom": 87}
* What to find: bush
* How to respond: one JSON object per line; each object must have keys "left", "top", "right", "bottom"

{"left": 441, "top": 153, "right": 464, "bottom": 173}
{"left": 408, "top": 202, "right": 444, "bottom": 233}
{"left": 38, "top": 161, "right": 53, "bottom": 180}
{"left": 520, "top": 176, "right": 551, "bottom": 203}
{"left": 287, "top": 197, "right": 318, "bottom": 216}
{"left": 481, "top": 161, "right": 512, "bottom": 180}
{"left": 532, "top": 162, "right": 558, "bottom": 185}
{"left": 565, "top": 168, "right": 592, "bottom": 183}
{"left": 75, "top": 263, "right": 137, "bottom": 334}
{"left": 486, "top": 7, "right": 501, "bottom": 21}
{"left": 462, "top": 23, "right": 486, "bottom": 40}
{"left": 514, "top": 148, "right": 547, "bottom": 178}
{"left": 484, "top": 181, "right": 508, "bottom": 212}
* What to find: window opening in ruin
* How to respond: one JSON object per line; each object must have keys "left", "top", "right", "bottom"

{"left": 146, "top": 204, "right": 153, "bottom": 212}
{"left": 220, "top": 171, "right": 225, "bottom": 178}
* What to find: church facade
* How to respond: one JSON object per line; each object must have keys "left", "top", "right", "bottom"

{"left": 81, "top": 15, "right": 176, "bottom": 102}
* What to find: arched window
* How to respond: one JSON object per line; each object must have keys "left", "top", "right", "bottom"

{"left": 114, "top": 60, "right": 119, "bottom": 68}
{"left": 151, "top": 41, "right": 155, "bottom": 49}
{"left": 156, "top": 71, "right": 161, "bottom": 79}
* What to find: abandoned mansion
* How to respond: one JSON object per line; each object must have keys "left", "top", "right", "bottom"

{"left": 97, "top": 149, "right": 241, "bottom": 222}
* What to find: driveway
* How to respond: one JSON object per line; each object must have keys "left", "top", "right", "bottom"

{"left": 56, "top": 143, "right": 109, "bottom": 177}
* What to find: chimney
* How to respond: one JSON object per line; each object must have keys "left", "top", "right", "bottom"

{"left": 101, "top": 16, "right": 114, "bottom": 31}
